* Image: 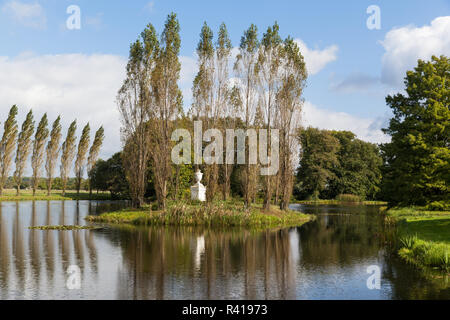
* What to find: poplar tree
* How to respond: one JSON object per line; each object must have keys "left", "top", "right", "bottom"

{"left": 150, "top": 12, "right": 183, "bottom": 210}
{"left": 74, "top": 123, "right": 90, "bottom": 195}
{"left": 87, "top": 126, "right": 104, "bottom": 196}
{"left": 234, "top": 24, "right": 260, "bottom": 207}
{"left": 31, "top": 114, "right": 49, "bottom": 196}
{"left": 277, "top": 37, "right": 307, "bottom": 210}
{"left": 191, "top": 22, "right": 217, "bottom": 202}
{"left": 118, "top": 23, "right": 157, "bottom": 208}
{"left": 257, "top": 22, "right": 283, "bottom": 210}
{"left": 14, "top": 110, "right": 35, "bottom": 195}
{"left": 45, "top": 116, "right": 62, "bottom": 195}
{"left": 0, "top": 105, "right": 19, "bottom": 196}
{"left": 60, "top": 121, "right": 77, "bottom": 196}
{"left": 215, "top": 23, "right": 233, "bottom": 200}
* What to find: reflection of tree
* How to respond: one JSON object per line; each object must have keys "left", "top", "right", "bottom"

{"left": 382, "top": 253, "right": 450, "bottom": 299}
{"left": 0, "top": 204, "right": 10, "bottom": 298}
{"left": 298, "top": 209, "right": 385, "bottom": 267}
{"left": 107, "top": 226, "right": 296, "bottom": 299}
{"left": 12, "top": 202, "right": 26, "bottom": 292}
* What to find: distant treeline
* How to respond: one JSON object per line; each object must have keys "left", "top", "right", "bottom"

{"left": 0, "top": 105, "right": 104, "bottom": 196}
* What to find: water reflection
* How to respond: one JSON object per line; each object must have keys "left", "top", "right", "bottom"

{"left": 0, "top": 201, "right": 448, "bottom": 300}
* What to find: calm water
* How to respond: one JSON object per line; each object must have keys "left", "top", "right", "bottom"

{"left": 0, "top": 200, "right": 448, "bottom": 300}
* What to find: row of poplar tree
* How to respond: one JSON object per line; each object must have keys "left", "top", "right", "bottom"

{"left": 0, "top": 105, "right": 105, "bottom": 196}
{"left": 118, "top": 13, "right": 307, "bottom": 210}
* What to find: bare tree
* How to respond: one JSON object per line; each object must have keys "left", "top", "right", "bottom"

{"left": 31, "top": 114, "right": 49, "bottom": 196}
{"left": 14, "top": 110, "right": 34, "bottom": 195}
{"left": 46, "top": 116, "right": 62, "bottom": 195}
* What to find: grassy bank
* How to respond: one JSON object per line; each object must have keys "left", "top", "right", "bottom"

{"left": 0, "top": 189, "right": 114, "bottom": 201}
{"left": 86, "top": 201, "right": 313, "bottom": 229}
{"left": 387, "top": 207, "right": 450, "bottom": 272}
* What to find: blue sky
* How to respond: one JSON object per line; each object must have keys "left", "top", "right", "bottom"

{"left": 0, "top": 0, "right": 449, "bottom": 162}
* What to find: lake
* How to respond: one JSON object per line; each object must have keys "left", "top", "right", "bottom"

{"left": 0, "top": 200, "right": 448, "bottom": 299}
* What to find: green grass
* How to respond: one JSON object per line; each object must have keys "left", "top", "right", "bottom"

{"left": 0, "top": 189, "right": 114, "bottom": 201}
{"left": 387, "top": 207, "right": 450, "bottom": 272}
{"left": 86, "top": 201, "right": 313, "bottom": 230}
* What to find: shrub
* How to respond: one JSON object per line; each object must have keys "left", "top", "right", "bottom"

{"left": 336, "top": 194, "right": 361, "bottom": 202}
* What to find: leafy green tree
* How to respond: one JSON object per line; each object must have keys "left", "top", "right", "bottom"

{"left": 61, "top": 120, "right": 77, "bottom": 195}
{"left": 295, "top": 128, "right": 339, "bottom": 200}
{"left": 90, "top": 153, "right": 129, "bottom": 198}
{"left": 46, "top": 116, "right": 62, "bottom": 195}
{"left": 31, "top": 114, "right": 49, "bottom": 196}
{"left": 381, "top": 55, "right": 449, "bottom": 209}
{"left": 0, "top": 105, "right": 19, "bottom": 195}
{"left": 75, "top": 123, "right": 90, "bottom": 194}
{"left": 327, "top": 131, "right": 382, "bottom": 200}
{"left": 14, "top": 110, "right": 35, "bottom": 195}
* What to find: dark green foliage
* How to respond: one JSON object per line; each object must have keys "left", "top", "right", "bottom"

{"left": 89, "top": 152, "right": 129, "bottom": 199}
{"left": 295, "top": 128, "right": 382, "bottom": 201}
{"left": 381, "top": 56, "right": 449, "bottom": 209}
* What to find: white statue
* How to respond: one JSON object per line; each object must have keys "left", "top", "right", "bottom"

{"left": 191, "top": 169, "right": 206, "bottom": 202}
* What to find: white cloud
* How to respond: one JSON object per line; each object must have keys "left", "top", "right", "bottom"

{"left": 381, "top": 16, "right": 450, "bottom": 87}
{"left": 0, "top": 53, "right": 127, "bottom": 175}
{"left": 302, "top": 101, "right": 390, "bottom": 144}
{"left": 294, "top": 39, "right": 338, "bottom": 75}
{"left": 1, "top": 0, "right": 46, "bottom": 28}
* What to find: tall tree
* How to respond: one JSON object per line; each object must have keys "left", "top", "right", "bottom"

{"left": 0, "top": 105, "right": 19, "bottom": 196}
{"left": 118, "top": 23, "right": 157, "bottom": 208}
{"left": 31, "top": 114, "right": 49, "bottom": 196}
{"left": 191, "top": 22, "right": 218, "bottom": 202}
{"left": 87, "top": 126, "right": 105, "bottom": 196}
{"left": 257, "top": 22, "right": 283, "bottom": 210}
{"left": 150, "top": 12, "right": 183, "bottom": 209}
{"left": 215, "top": 23, "right": 233, "bottom": 200}
{"left": 381, "top": 55, "right": 449, "bottom": 208}
{"left": 14, "top": 110, "right": 35, "bottom": 195}
{"left": 45, "top": 116, "right": 62, "bottom": 195}
{"left": 74, "top": 123, "right": 90, "bottom": 195}
{"left": 277, "top": 37, "right": 307, "bottom": 210}
{"left": 234, "top": 24, "right": 260, "bottom": 208}
{"left": 60, "top": 120, "right": 77, "bottom": 196}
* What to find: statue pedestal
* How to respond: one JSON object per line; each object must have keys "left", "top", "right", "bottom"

{"left": 191, "top": 170, "right": 206, "bottom": 202}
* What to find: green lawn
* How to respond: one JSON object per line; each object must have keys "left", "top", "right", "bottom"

{"left": 387, "top": 207, "right": 450, "bottom": 272}
{"left": 0, "top": 189, "right": 114, "bottom": 201}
